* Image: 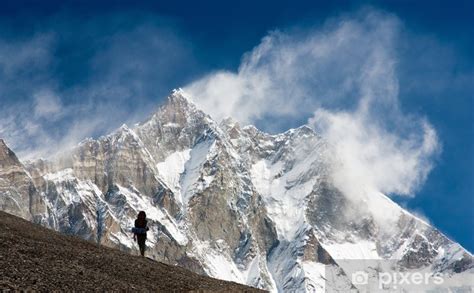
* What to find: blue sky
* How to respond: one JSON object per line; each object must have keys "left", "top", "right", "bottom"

{"left": 0, "top": 1, "right": 472, "bottom": 251}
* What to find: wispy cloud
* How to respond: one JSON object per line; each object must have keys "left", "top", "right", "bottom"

{"left": 33, "top": 89, "right": 63, "bottom": 119}
{"left": 0, "top": 8, "right": 444, "bottom": 197}
{"left": 0, "top": 15, "right": 196, "bottom": 160}
{"left": 185, "top": 9, "right": 441, "bottom": 197}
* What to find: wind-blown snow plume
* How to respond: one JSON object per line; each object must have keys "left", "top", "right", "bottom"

{"left": 0, "top": 9, "right": 440, "bottom": 197}
{"left": 185, "top": 9, "right": 440, "bottom": 197}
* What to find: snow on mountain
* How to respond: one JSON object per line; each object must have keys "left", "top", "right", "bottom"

{"left": 156, "top": 149, "right": 191, "bottom": 195}
{"left": 0, "top": 89, "right": 472, "bottom": 292}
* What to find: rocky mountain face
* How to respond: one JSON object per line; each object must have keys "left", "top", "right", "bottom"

{"left": 1, "top": 89, "right": 472, "bottom": 292}
{"left": 0, "top": 139, "right": 46, "bottom": 223}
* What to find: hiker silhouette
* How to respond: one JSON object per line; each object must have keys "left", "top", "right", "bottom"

{"left": 133, "top": 211, "right": 149, "bottom": 256}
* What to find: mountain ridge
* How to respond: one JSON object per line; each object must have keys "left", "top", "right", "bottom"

{"left": 1, "top": 89, "right": 472, "bottom": 292}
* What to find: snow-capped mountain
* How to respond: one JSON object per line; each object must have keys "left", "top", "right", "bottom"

{"left": 1, "top": 89, "right": 472, "bottom": 292}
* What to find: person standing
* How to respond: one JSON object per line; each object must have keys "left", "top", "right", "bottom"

{"left": 133, "top": 211, "right": 149, "bottom": 257}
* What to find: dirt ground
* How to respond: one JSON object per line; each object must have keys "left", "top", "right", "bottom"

{"left": 0, "top": 211, "right": 264, "bottom": 292}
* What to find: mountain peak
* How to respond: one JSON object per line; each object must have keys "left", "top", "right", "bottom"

{"left": 167, "top": 88, "right": 195, "bottom": 107}
{"left": 118, "top": 123, "right": 132, "bottom": 132}
{"left": 220, "top": 117, "right": 240, "bottom": 129}
{"left": 293, "top": 125, "right": 317, "bottom": 136}
{"left": 171, "top": 87, "right": 186, "bottom": 96}
{"left": 140, "top": 89, "right": 210, "bottom": 130}
{"left": 0, "top": 139, "right": 21, "bottom": 166}
{"left": 0, "top": 138, "right": 8, "bottom": 150}
{"left": 147, "top": 89, "right": 200, "bottom": 119}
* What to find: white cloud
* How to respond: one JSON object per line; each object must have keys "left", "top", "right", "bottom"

{"left": 0, "top": 19, "right": 195, "bottom": 160}
{"left": 0, "top": 9, "right": 441, "bottom": 197}
{"left": 310, "top": 109, "right": 439, "bottom": 197}
{"left": 0, "top": 33, "right": 53, "bottom": 77}
{"left": 185, "top": 9, "right": 440, "bottom": 197}
{"left": 33, "top": 89, "right": 63, "bottom": 119}
{"left": 185, "top": 10, "right": 401, "bottom": 123}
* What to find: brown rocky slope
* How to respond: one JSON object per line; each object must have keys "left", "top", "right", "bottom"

{"left": 0, "top": 211, "right": 263, "bottom": 292}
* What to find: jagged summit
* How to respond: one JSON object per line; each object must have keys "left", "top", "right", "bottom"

{"left": 138, "top": 89, "right": 209, "bottom": 130}
{"left": 291, "top": 124, "right": 317, "bottom": 136}
{"left": 118, "top": 123, "right": 131, "bottom": 131}
{"left": 162, "top": 88, "right": 201, "bottom": 113}
{"left": 170, "top": 87, "right": 193, "bottom": 101}
{"left": 166, "top": 88, "right": 197, "bottom": 109}
{"left": 0, "top": 141, "right": 41, "bottom": 222}
{"left": 220, "top": 116, "right": 240, "bottom": 128}
{"left": 0, "top": 139, "right": 24, "bottom": 170}
{"left": 0, "top": 139, "right": 22, "bottom": 163}
{"left": 0, "top": 139, "right": 15, "bottom": 161}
